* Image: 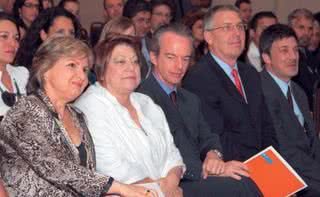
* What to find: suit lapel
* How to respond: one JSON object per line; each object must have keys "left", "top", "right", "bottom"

{"left": 205, "top": 54, "right": 246, "bottom": 104}
{"left": 262, "top": 70, "right": 303, "bottom": 127}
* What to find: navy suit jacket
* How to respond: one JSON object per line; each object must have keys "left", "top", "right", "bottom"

{"left": 183, "top": 53, "right": 278, "bottom": 161}
{"left": 260, "top": 70, "right": 320, "bottom": 193}
{"left": 137, "top": 74, "right": 222, "bottom": 181}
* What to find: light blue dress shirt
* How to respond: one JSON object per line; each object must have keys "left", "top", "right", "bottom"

{"left": 268, "top": 71, "right": 304, "bottom": 126}
{"left": 152, "top": 72, "right": 177, "bottom": 96}
{"left": 210, "top": 53, "right": 247, "bottom": 102}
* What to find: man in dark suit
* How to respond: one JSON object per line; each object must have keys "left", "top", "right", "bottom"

{"left": 259, "top": 24, "right": 320, "bottom": 197}
{"left": 183, "top": 5, "right": 278, "bottom": 162}
{"left": 288, "top": 8, "right": 319, "bottom": 109}
{"left": 138, "top": 23, "right": 261, "bottom": 196}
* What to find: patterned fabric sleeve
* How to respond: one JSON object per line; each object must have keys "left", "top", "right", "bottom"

{"left": 0, "top": 96, "right": 113, "bottom": 196}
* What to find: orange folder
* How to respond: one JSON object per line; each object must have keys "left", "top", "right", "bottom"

{"left": 244, "top": 146, "right": 307, "bottom": 197}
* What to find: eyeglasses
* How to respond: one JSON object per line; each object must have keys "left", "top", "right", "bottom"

{"left": 207, "top": 23, "right": 247, "bottom": 33}
{"left": 23, "top": 2, "right": 40, "bottom": 9}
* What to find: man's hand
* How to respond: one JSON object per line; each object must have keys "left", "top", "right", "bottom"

{"left": 219, "top": 161, "right": 250, "bottom": 180}
{"left": 202, "top": 150, "right": 225, "bottom": 179}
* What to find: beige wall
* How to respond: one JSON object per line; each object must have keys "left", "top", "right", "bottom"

{"left": 72, "top": 0, "right": 320, "bottom": 31}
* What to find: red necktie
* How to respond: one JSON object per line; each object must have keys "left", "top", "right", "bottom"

{"left": 231, "top": 68, "right": 244, "bottom": 97}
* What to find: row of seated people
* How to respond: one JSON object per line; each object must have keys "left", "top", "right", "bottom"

{"left": 1, "top": 4, "right": 320, "bottom": 197}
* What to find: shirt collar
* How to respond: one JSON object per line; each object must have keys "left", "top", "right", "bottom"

{"left": 152, "top": 72, "right": 177, "bottom": 95}
{"left": 210, "top": 52, "right": 239, "bottom": 74}
{"left": 267, "top": 71, "right": 290, "bottom": 97}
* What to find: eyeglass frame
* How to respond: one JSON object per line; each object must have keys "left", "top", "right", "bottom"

{"left": 206, "top": 23, "right": 248, "bottom": 33}
{"left": 22, "top": 2, "right": 40, "bottom": 9}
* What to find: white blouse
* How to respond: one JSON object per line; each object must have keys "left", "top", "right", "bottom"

{"left": 75, "top": 83, "right": 185, "bottom": 184}
{"left": 0, "top": 64, "right": 29, "bottom": 116}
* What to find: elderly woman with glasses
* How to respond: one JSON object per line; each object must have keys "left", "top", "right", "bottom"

{"left": 0, "top": 36, "right": 153, "bottom": 196}
{"left": 0, "top": 13, "right": 28, "bottom": 121}
{"left": 75, "top": 34, "right": 184, "bottom": 197}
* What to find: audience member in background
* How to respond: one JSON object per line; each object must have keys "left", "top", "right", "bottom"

{"left": 13, "top": 0, "right": 42, "bottom": 30}
{"left": 182, "top": 9, "right": 207, "bottom": 66}
{"left": 104, "top": 0, "right": 124, "bottom": 22}
{"left": 0, "top": 36, "right": 152, "bottom": 197}
{"left": 15, "top": 7, "right": 81, "bottom": 69}
{"left": 308, "top": 19, "right": 320, "bottom": 65}
{"left": 174, "top": 0, "right": 210, "bottom": 21}
{"left": 183, "top": 5, "right": 278, "bottom": 162}
{"left": 260, "top": 24, "right": 320, "bottom": 197}
{"left": 234, "top": 0, "right": 252, "bottom": 24}
{"left": 149, "top": 0, "right": 173, "bottom": 34}
{"left": 123, "top": 0, "right": 153, "bottom": 79}
{"left": 123, "top": 0, "right": 151, "bottom": 39}
{"left": 41, "top": 0, "right": 54, "bottom": 9}
{"left": 137, "top": 23, "right": 262, "bottom": 197}
{"left": 58, "top": 0, "right": 80, "bottom": 18}
{"left": 246, "top": 11, "right": 277, "bottom": 72}
{"left": 75, "top": 34, "right": 184, "bottom": 197}
{"left": 141, "top": 0, "right": 174, "bottom": 78}
{"left": 58, "top": 0, "right": 88, "bottom": 42}
{"left": 288, "top": 8, "right": 318, "bottom": 110}
{"left": 98, "top": 17, "right": 136, "bottom": 43}
{"left": 0, "top": 13, "right": 28, "bottom": 121}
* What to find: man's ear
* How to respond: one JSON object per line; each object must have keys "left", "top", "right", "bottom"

{"left": 204, "top": 31, "right": 213, "bottom": 47}
{"left": 149, "top": 51, "right": 157, "bottom": 67}
{"left": 40, "top": 29, "right": 48, "bottom": 41}
{"left": 261, "top": 52, "right": 271, "bottom": 65}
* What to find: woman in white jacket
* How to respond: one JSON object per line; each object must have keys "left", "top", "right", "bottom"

{"left": 75, "top": 34, "right": 185, "bottom": 197}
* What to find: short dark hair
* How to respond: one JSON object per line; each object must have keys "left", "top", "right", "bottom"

{"left": 234, "top": 0, "right": 251, "bottom": 8}
{"left": 58, "top": 0, "right": 79, "bottom": 7}
{"left": 149, "top": 23, "right": 193, "bottom": 56}
{"left": 0, "top": 12, "right": 20, "bottom": 38}
{"left": 249, "top": 11, "right": 277, "bottom": 31}
{"left": 259, "top": 24, "right": 297, "bottom": 56}
{"left": 123, "top": 0, "right": 151, "bottom": 19}
{"left": 150, "top": 0, "right": 175, "bottom": 16}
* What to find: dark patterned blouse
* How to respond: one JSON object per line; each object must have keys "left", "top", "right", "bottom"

{"left": 0, "top": 91, "right": 113, "bottom": 197}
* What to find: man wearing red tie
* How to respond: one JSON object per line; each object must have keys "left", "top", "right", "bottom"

{"left": 183, "top": 5, "right": 278, "bottom": 162}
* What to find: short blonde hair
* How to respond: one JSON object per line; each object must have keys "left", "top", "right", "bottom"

{"left": 98, "top": 16, "right": 135, "bottom": 43}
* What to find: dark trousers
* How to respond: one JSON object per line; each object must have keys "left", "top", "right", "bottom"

{"left": 180, "top": 176, "right": 262, "bottom": 197}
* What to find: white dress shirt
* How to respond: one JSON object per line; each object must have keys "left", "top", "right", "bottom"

{"left": 0, "top": 64, "right": 29, "bottom": 116}
{"left": 247, "top": 41, "right": 263, "bottom": 72}
{"left": 75, "top": 82, "right": 185, "bottom": 184}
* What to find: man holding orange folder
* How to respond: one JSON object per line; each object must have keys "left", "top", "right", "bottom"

{"left": 260, "top": 23, "right": 320, "bottom": 197}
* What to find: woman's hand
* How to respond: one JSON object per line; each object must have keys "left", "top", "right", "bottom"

{"left": 108, "top": 181, "right": 157, "bottom": 197}
{"left": 158, "top": 178, "right": 183, "bottom": 197}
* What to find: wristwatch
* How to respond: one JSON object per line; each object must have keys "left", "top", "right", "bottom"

{"left": 213, "top": 149, "right": 223, "bottom": 160}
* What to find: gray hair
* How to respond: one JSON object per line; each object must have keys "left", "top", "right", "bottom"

{"left": 27, "top": 36, "right": 93, "bottom": 94}
{"left": 149, "top": 23, "right": 194, "bottom": 56}
{"left": 288, "top": 8, "right": 314, "bottom": 26}
{"left": 204, "top": 4, "right": 240, "bottom": 31}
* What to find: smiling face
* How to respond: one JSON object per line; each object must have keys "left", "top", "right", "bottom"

{"left": 262, "top": 36, "right": 299, "bottom": 82}
{"left": 204, "top": 10, "right": 245, "bottom": 65}
{"left": 0, "top": 19, "right": 19, "bottom": 67}
{"left": 102, "top": 44, "right": 141, "bottom": 96}
{"left": 43, "top": 55, "right": 90, "bottom": 103}
{"left": 151, "top": 32, "right": 193, "bottom": 88}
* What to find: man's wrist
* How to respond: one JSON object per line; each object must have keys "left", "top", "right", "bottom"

{"left": 212, "top": 149, "right": 223, "bottom": 160}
